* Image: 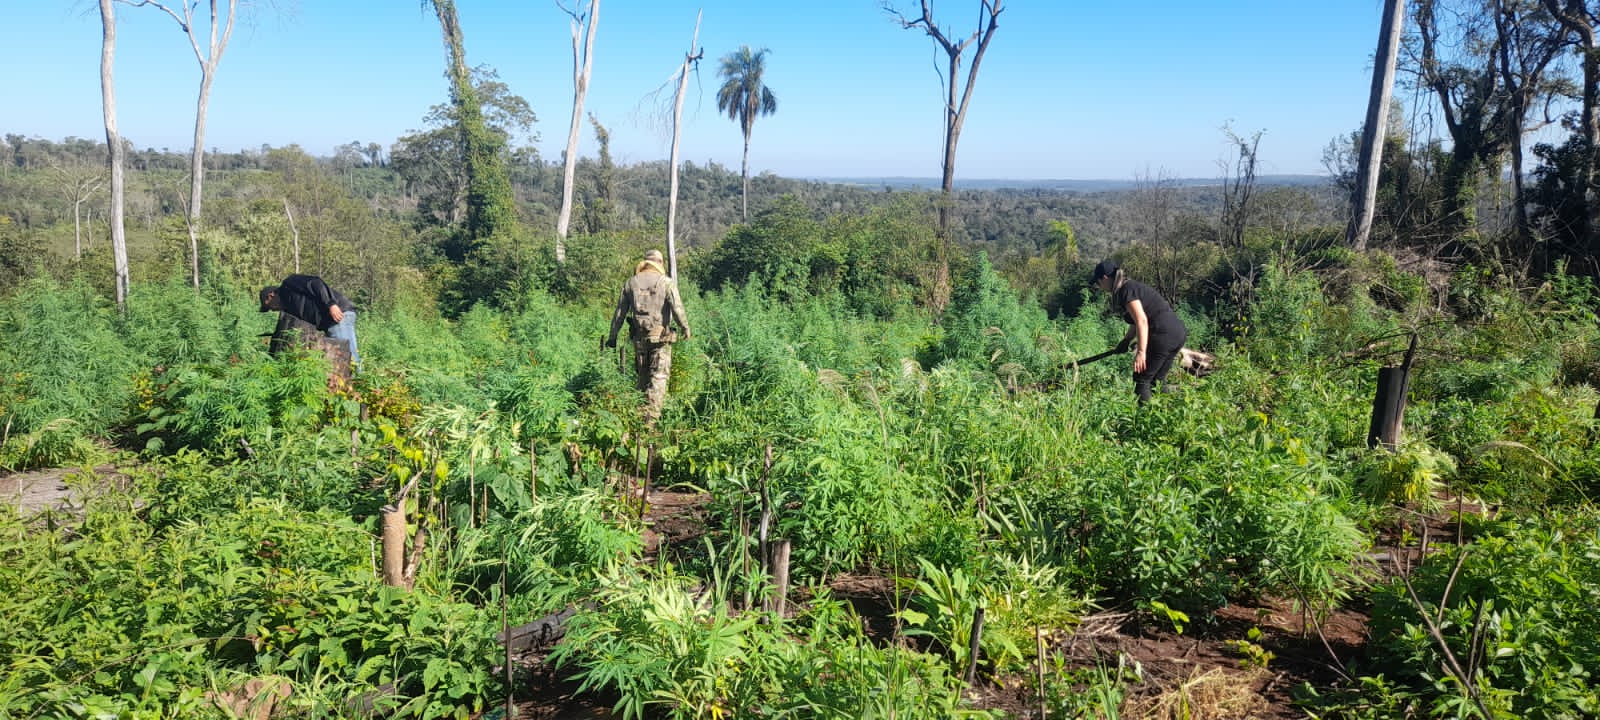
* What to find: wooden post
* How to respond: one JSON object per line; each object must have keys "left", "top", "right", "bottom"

{"left": 1367, "top": 333, "right": 1418, "bottom": 450}
{"left": 771, "top": 539, "right": 791, "bottom": 618}
{"left": 964, "top": 606, "right": 986, "bottom": 688}
{"left": 1036, "top": 627, "right": 1047, "bottom": 718}
{"left": 501, "top": 534, "right": 513, "bottom": 718}
{"left": 738, "top": 494, "right": 751, "bottom": 611}
{"left": 381, "top": 506, "right": 406, "bottom": 588}
{"left": 758, "top": 445, "right": 772, "bottom": 576}
{"left": 639, "top": 443, "right": 654, "bottom": 520}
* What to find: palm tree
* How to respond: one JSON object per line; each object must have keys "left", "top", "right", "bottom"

{"left": 716, "top": 45, "right": 778, "bottom": 222}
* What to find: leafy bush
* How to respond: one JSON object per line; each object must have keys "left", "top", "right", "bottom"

{"left": 1365, "top": 513, "right": 1600, "bottom": 719}
{"left": 552, "top": 565, "right": 994, "bottom": 720}
{"left": 927, "top": 251, "right": 1056, "bottom": 382}
{"left": 0, "top": 277, "right": 136, "bottom": 465}
{"left": 0, "top": 496, "right": 499, "bottom": 719}
{"left": 136, "top": 350, "right": 347, "bottom": 455}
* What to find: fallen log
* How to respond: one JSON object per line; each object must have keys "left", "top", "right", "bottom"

{"left": 495, "top": 605, "right": 591, "bottom": 652}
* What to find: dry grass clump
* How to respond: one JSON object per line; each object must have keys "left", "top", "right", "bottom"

{"left": 1125, "top": 666, "right": 1268, "bottom": 720}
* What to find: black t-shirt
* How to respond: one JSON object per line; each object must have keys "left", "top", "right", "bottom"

{"left": 1112, "top": 279, "right": 1185, "bottom": 337}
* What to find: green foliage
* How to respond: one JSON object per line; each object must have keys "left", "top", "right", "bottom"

{"left": 0, "top": 277, "right": 136, "bottom": 435}
{"left": 898, "top": 556, "right": 1029, "bottom": 676}
{"left": 7, "top": 206, "right": 1600, "bottom": 719}
{"left": 1365, "top": 513, "right": 1600, "bottom": 719}
{"left": 696, "top": 195, "right": 931, "bottom": 315}
{"left": 135, "top": 350, "right": 347, "bottom": 455}
{"left": 0, "top": 496, "right": 498, "bottom": 719}
{"left": 929, "top": 251, "right": 1055, "bottom": 381}
{"left": 1358, "top": 442, "right": 1456, "bottom": 507}
{"left": 0, "top": 215, "right": 44, "bottom": 296}
{"left": 552, "top": 565, "right": 994, "bottom": 720}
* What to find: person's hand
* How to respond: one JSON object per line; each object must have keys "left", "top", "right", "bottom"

{"left": 1133, "top": 349, "right": 1147, "bottom": 374}
{"left": 604, "top": 337, "right": 617, "bottom": 349}
{"left": 681, "top": 328, "right": 691, "bottom": 342}
{"left": 329, "top": 305, "right": 345, "bottom": 324}
{"left": 1113, "top": 338, "right": 1131, "bottom": 353}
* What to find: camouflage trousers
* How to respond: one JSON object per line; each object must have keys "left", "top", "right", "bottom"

{"left": 633, "top": 340, "right": 673, "bottom": 420}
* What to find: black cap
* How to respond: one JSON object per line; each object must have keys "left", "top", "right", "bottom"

{"left": 1090, "top": 260, "right": 1119, "bottom": 283}
{"left": 259, "top": 286, "right": 277, "bottom": 312}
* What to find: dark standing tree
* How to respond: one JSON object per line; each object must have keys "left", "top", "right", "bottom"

{"left": 716, "top": 45, "right": 779, "bottom": 223}
{"left": 428, "top": 0, "right": 517, "bottom": 244}
{"left": 1543, "top": 0, "right": 1600, "bottom": 251}
{"left": 1220, "top": 126, "right": 1263, "bottom": 251}
{"left": 426, "top": 0, "right": 526, "bottom": 309}
{"left": 390, "top": 66, "right": 534, "bottom": 234}
{"left": 581, "top": 112, "right": 616, "bottom": 235}
{"left": 1350, "top": 0, "right": 1406, "bottom": 252}
{"left": 555, "top": 0, "right": 599, "bottom": 261}
{"left": 884, "top": 0, "right": 1003, "bottom": 313}
{"left": 99, "top": 0, "right": 130, "bottom": 307}
{"left": 1491, "top": 0, "right": 1567, "bottom": 253}
{"left": 1407, "top": 0, "right": 1562, "bottom": 250}
{"left": 119, "top": 0, "right": 239, "bottom": 290}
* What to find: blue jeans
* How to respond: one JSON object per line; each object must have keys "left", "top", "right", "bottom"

{"left": 327, "top": 310, "right": 360, "bottom": 371}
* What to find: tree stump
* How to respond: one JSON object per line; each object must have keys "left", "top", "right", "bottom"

{"left": 268, "top": 311, "right": 352, "bottom": 387}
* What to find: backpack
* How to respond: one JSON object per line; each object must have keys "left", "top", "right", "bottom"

{"left": 628, "top": 276, "right": 673, "bottom": 343}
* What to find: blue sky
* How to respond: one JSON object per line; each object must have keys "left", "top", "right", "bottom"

{"left": 4, "top": 1, "right": 1385, "bottom": 180}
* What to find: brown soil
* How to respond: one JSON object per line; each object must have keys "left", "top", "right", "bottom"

{"left": 0, "top": 464, "right": 129, "bottom": 520}
{"left": 502, "top": 489, "right": 1487, "bottom": 719}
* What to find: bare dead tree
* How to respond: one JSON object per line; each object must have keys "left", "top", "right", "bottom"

{"left": 282, "top": 197, "right": 300, "bottom": 273}
{"left": 1130, "top": 167, "right": 1180, "bottom": 297}
{"left": 884, "top": 0, "right": 1003, "bottom": 313}
{"left": 99, "top": 0, "right": 130, "bottom": 307}
{"left": 1220, "top": 126, "right": 1263, "bottom": 250}
{"left": 52, "top": 162, "right": 106, "bottom": 261}
{"left": 118, "top": 0, "right": 241, "bottom": 290}
{"left": 665, "top": 12, "right": 703, "bottom": 279}
{"left": 1350, "top": 0, "right": 1406, "bottom": 252}
{"left": 555, "top": 0, "right": 600, "bottom": 261}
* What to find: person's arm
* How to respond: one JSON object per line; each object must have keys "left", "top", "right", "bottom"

{"left": 605, "top": 286, "right": 629, "bottom": 347}
{"left": 292, "top": 275, "right": 345, "bottom": 323}
{"left": 666, "top": 281, "right": 690, "bottom": 340}
{"left": 1114, "top": 326, "right": 1136, "bottom": 353}
{"left": 1127, "top": 299, "right": 1150, "bottom": 373}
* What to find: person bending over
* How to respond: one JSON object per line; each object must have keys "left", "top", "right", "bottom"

{"left": 1091, "top": 260, "right": 1186, "bottom": 404}
{"left": 259, "top": 274, "right": 360, "bottom": 370}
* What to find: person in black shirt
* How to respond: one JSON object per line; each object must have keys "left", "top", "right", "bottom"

{"left": 1092, "top": 260, "right": 1187, "bottom": 404}
{"left": 259, "top": 274, "right": 361, "bottom": 370}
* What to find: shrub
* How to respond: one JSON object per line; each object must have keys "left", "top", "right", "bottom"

{"left": 1366, "top": 513, "right": 1600, "bottom": 719}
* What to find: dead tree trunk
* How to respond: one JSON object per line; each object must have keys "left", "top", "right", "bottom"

{"left": 665, "top": 12, "right": 702, "bottom": 280}
{"left": 1349, "top": 0, "right": 1404, "bottom": 252}
{"left": 1543, "top": 0, "right": 1600, "bottom": 251}
{"left": 122, "top": 0, "right": 238, "bottom": 290}
{"left": 886, "top": 0, "right": 1004, "bottom": 313}
{"left": 1367, "top": 333, "right": 1418, "bottom": 450}
{"left": 555, "top": 0, "right": 600, "bottom": 261}
{"left": 100, "top": 0, "right": 129, "bottom": 308}
{"left": 282, "top": 198, "right": 300, "bottom": 273}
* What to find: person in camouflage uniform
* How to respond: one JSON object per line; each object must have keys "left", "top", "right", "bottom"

{"left": 606, "top": 250, "right": 691, "bottom": 420}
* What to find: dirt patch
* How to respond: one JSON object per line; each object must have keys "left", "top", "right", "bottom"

{"left": 0, "top": 464, "right": 128, "bottom": 519}
{"left": 508, "top": 489, "right": 1505, "bottom": 719}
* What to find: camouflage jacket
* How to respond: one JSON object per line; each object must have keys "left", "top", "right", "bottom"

{"left": 608, "top": 265, "right": 690, "bottom": 345}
